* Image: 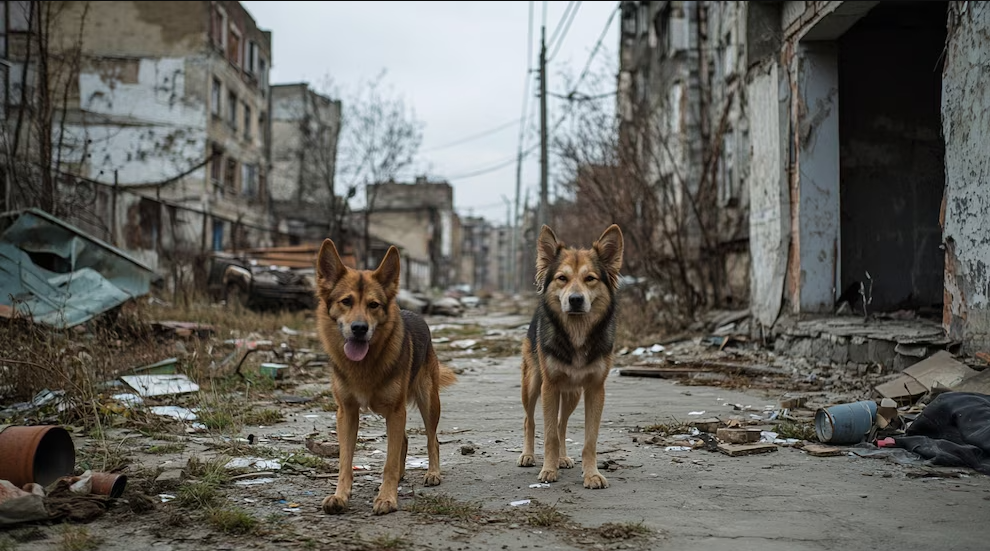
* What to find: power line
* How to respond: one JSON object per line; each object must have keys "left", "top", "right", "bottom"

{"left": 547, "top": 1, "right": 576, "bottom": 49}
{"left": 572, "top": 1, "right": 620, "bottom": 93}
{"left": 419, "top": 117, "right": 523, "bottom": 154}
{"left": 548, "top": 1, "right": 583, "bottom": 62}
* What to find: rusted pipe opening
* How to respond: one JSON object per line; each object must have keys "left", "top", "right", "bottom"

{"left": 33, "top": 427, "right": 76, "bottom": 486}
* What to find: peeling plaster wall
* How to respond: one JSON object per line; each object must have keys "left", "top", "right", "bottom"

{"left": 747, "top": 62, "right": 790, "bottom": 329}
{"left": 942, "top": 1, "right": 990, "bottom": 352}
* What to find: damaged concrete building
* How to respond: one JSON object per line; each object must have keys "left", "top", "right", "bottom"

{"left": 618, "top": 1, "right": 752, "bottom": 310}
{"left": 621, "top": 0, "right": 990, "bottom": 360}
{"left": 364, "top": 178, "right": 461, "bottom": 293}
{"left": 1, "top": 1, "right": 275, "bottom": 286}
{"left": 270, "top": 82, "right": 345, "bottom": 245}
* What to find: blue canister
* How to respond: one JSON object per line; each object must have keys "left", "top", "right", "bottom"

{"left": 814, "top": 400, "right": 878, "bottom": 444}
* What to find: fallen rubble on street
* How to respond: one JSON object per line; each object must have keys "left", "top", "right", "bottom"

{"left": 1, "top": 296, "right": 989, "bottom": 550}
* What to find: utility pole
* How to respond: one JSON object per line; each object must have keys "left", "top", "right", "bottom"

{"left": 502, "top": 195, "right": 513, "bottom": 293}
{"left": 538, "top": 24, "right": 549, "bottom": 231}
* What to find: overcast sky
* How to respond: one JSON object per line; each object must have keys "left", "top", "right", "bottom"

{"left": 241, "top": 1, "right": 619, "bottom": 225}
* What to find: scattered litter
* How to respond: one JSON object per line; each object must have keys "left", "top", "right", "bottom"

{"left": 260, "top": 363, "right": 290, "bottom": 380}
{"left": 234, "top": 478, "right": 276, "bottom": 486}
{"left": 158, "top": 494, "right": 176, "bottom": 503}
{"left": 510, "top": 499, "right": 531, "bottom": 506}
{"left": 353, "top": 465, "right": 372, "bottom": 471}
{"left": 665, "top": 446, "right": 692, "bottom": 452}
{"left": 303, "top": 414, "right": 320, "bottom": 419}
{"left": 759, "top": 431, "right": 779, "bottom": 443}
{"left": 120, "top": 374, "right": 199, "bottom": 397}
{"left": 148, "top": 406, "right": 198, "bottom": 422}
{"left": 632, "top": 347, "right": 647, "bottom": 356}
{"left": 449, "top": 339, "right": 478, "bottom": 349}
{"left": 405, "top": 457, "right": 428, "bottom": 469}
{"left": 281, "top": 326, "right": 300, "bottom": 336}
{"left": 650, "top": 344, "right": 665, "bottom": 353}
{"left": 688, "top": 411, "right": 706, "bottom": 416}
{"left": 225, "top": 457, "right": 282, "bottom": 471}
{"left": 528, "top": 483, "right": 551, "bottom": 488}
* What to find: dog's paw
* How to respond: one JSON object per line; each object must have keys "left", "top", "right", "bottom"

{"left": 538, "top": 468, "right": 559, "bottom": 483}
{"left": 583, "top": 471, "right": 609, "bottom": 489}
{"left": 322, "top": 495, "right": 348, "bottom": 514}
{"left": 517, "top": 453, "right": 536, "bottom": 467}
{"left": 373, "top": 496, "right": 398, "bottom": 515}
{"left": 559, "top": 456, "right": 575, "bottom": 469}
{"left": 423, "top": 471, "right": 442, "bottom": 487}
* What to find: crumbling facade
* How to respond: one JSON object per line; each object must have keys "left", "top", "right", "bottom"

{"left": 617, "top": 1, "right": 751, "bottom": 309}
{"left": 621, "top": 1, "right": 990, "bottom": 354}
{"left": 1, "top": 1, "right": 274, "bottom": 285}
{"left": 270, "top": 82, "right": 343, "bottom": 245}
{"left": 364, "top": 177, "right": 461, "bottom": 292}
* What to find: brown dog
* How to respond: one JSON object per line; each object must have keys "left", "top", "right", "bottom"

{"left": 517, "top": 224, "right": 623, "bottom": 489}
{"left": 315, "top": 240, "right": 457, "bottom": 515}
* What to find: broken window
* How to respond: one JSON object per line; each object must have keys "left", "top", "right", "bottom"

{"left": 241, "top": 163, "right": 257, "bottom": 199}
{"left": 210, "top": 145, "right": 223, "bottom": 188}
{"left": 227, "top": 90, "right": 237, "bottom": 129}
{"left": 258, "top": 57, "right": 268, "bottom": 94}
{"left": 228, "top": 26, "right": 241, "bottom": 67}
{"left": 247, "top": 41, "right": 258, "bottom": 75}
{"left": 243, "top": 103, "right": 251, "bottom": 141}
{"left": 225, "top": 157, "right": 237, "bottom": 195}
{"left": 211, "top": 77, "right": 221, "bottom": 117}
{"left": 212, "top": 4, "right": 228, "bottom": 50}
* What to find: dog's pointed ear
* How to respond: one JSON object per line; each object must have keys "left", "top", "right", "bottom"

{"left": 535, "top": 225, "right": 562, "bottom": 290}
{"left": 373, "top": 245, "right": 401, "bottom": 299}
{"left": 316, "top": 238, "right": 347, "bottom": 287}
{"left": 594, "top": 224, "right": 624, "bottom": 288}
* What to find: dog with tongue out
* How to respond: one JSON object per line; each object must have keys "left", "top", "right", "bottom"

{"left": 314, "top": 239, "right": 457, "bottom": 516}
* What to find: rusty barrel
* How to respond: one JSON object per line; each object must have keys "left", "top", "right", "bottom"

{"left": 90, "top": 472, "right": 128, "bottom": 498}
{"left": 0, "top": 425, "right": 76, "bottom": 487}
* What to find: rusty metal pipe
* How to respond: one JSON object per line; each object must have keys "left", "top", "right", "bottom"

{"left": 0, "top": 425, "right": 76, "bottom": 487}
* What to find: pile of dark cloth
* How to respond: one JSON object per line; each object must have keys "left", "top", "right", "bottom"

{"left": 893, "top": 392, "right": 990, "bottom": 475}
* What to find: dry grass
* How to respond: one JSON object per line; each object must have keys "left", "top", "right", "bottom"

{"left": 57, "top": 526, "right": 102, "bottom": 551}
{"left": 206, "top": 507, "right": 259, "bottom": 535}
{"left": 405, "top": 493, "right": 482, "bottom": 520}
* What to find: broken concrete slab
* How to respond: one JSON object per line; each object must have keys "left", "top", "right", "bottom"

{"left": 717, "top": 443, "right": 778, "bottom": 457}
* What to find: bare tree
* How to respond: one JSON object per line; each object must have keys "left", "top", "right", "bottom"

{"left": 1, "top": 1, "right": 91, "bottom": 216}
{"left": 552, "top": 55, "right": 748, "bottom": 328}
{"left": 332, "top": 70, "right": 424, "bottom": 268}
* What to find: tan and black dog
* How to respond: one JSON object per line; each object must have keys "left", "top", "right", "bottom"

{"left": 315, "top": 239, "right": 457, "bottom": 515}
{"left": 517, "top": 224, "right": 623, "bottom": 489}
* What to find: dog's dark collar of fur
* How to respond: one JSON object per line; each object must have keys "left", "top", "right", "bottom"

{"left": 530, "top": 297, "right": 617, "bottom": 366}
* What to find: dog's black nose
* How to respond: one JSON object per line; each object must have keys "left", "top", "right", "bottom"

{"left": 350, "top": 321, "right": 369, "bottom": 337}
{"left": 568, "top": 294, "right": 585, "bottom": 309}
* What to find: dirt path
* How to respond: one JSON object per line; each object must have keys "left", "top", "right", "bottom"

{"left": 5, "top": 309, "right": 990, "bottom": 550}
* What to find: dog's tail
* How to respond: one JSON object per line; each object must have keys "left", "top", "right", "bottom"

{"left": 438, "top": 364, "right": 458, "bottom": 390}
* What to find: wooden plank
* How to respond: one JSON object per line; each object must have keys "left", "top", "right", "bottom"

{"left": 717, "top": 443, "right": 778, "bottom": 457}
{"left": 803, "top": 444, "right": 844, "bottom": 457}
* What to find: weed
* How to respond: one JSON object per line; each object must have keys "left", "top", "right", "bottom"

{"left": 642, "top": 419, "right": 693, "bottom": 436}
{"left": 599, "top": 521, "right": 652, "bottom": 539}
{"left": 147, "top": 443, "right": 185, "bottom": 454}
{"left": 285, "top": 453, "right": 331, "bottom": 471}
{"left": 207, "top": 507, "right": 258, "bottom": 535}
{"left": 175, "top": 482, "right": 220, "bottom": 509}
{"left": 76, "top": 437, "right": 133, "bottom": 473}
{"left": 776, "top": 421, "right": 817, "bottom": 441}
{"left": 0, "top": 537, "right": 13, "bottom": 551}
{"left": 406, "top": 493, "right": 481, "bottom": 520}
{"left": 58, "top": 526, "right": 102, "bottom": 551}
{"left": 163, "top": 508, "right": 189, "bottom": 527}
{"left": 186, "top": 456, "right": 231, "bottom": 486}
{"left": 243, "top": 407, "right": 284, "bottom": 426}
{"left": 526, "top": 501, "right": 567, "bottom": 527}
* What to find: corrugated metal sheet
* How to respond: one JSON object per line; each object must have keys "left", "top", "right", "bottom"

{"left": 0, "top": 208, "right": 158, "bottom": 328}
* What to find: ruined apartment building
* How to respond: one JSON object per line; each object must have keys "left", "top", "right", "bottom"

{"left": 365, "top": 178, "right": 460, "bottom": 292}
{"left": 4, "top": 1, "right": 274, "bottom": 273}
{"left": 618, "top": 1, "right": 751, "bottom": 307}
{"left": 740, "top": 1, "right": 989, "bottom": 353}
{"left": 270, "top": 83, "right": 343, "bottom": 245}
{"left": 619, "top": 1, "right": 990, "bottom": 355}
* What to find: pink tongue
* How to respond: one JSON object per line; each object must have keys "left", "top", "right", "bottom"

{"left": 344, "top": 340, "right": 370, "bottom": 362}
